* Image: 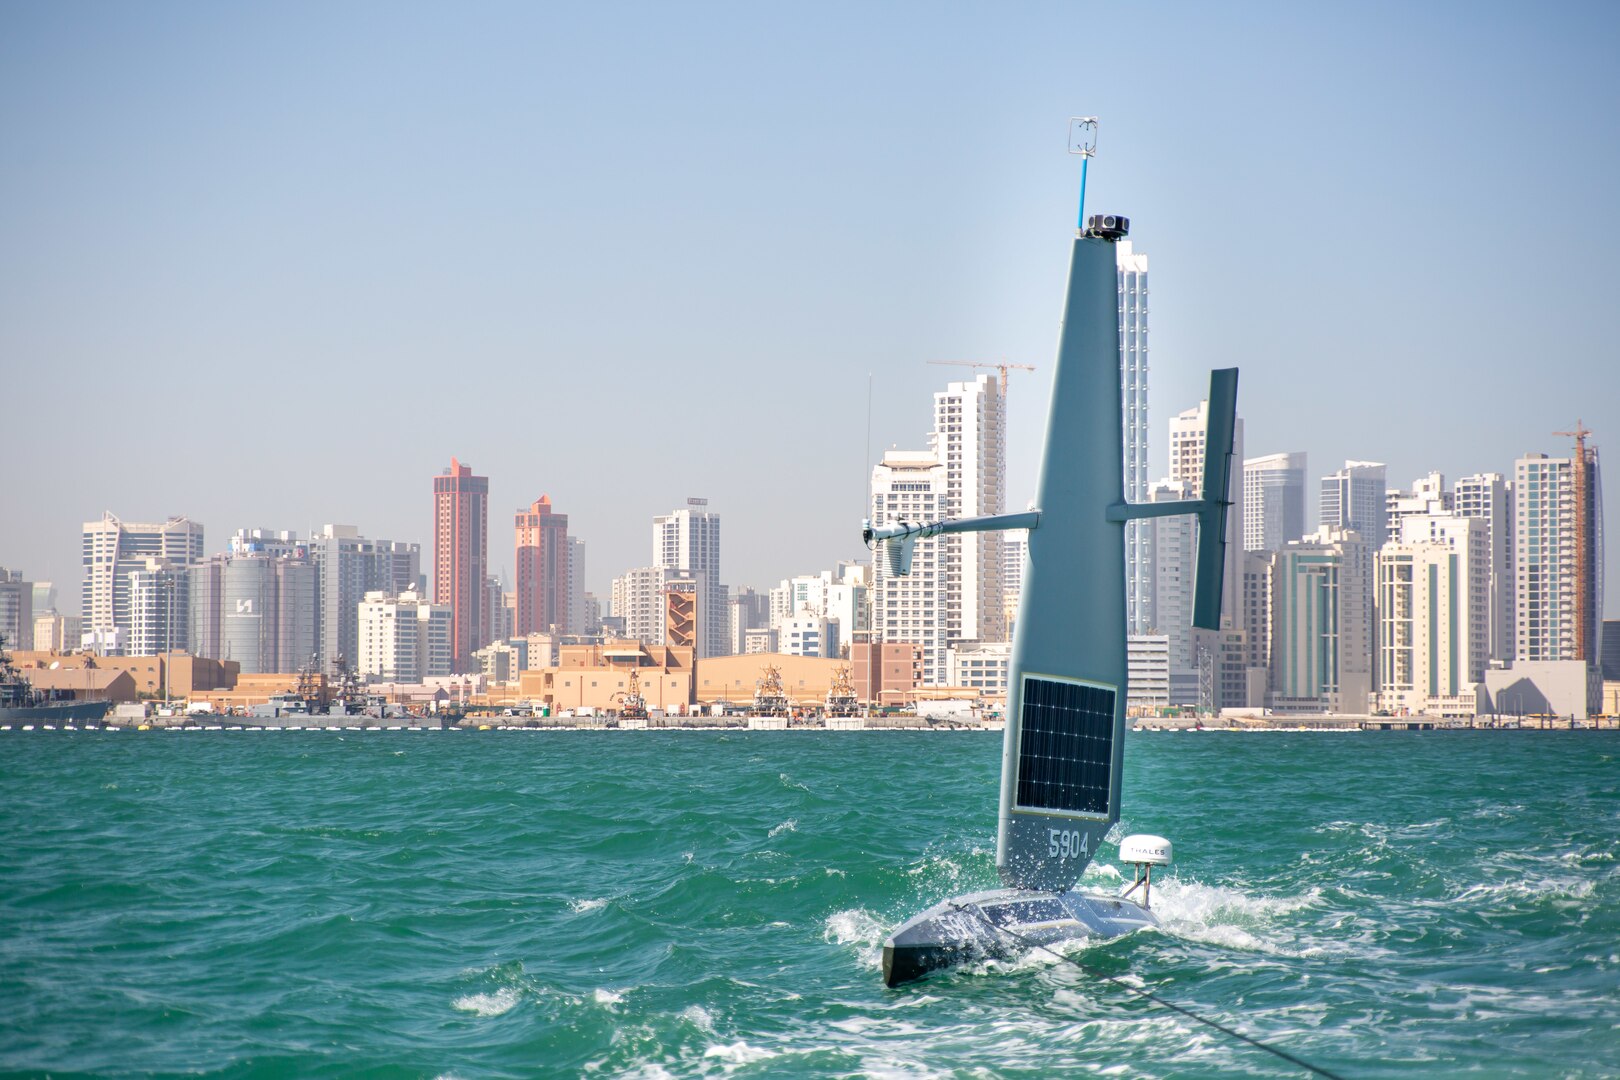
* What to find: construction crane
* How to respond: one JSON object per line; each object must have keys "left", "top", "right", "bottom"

{"left": 926, "top": 360, "right": 1037, "bottom": 402}
{"left": 1553, "top": 420, "right": 1597, "bottom": 661}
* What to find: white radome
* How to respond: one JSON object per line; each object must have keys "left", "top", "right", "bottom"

{"left": 1119, "top": 834, "right": 1173, "bottom": 866}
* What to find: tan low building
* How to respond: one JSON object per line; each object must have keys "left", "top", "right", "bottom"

{"left": 694, "top": 654, "right": 848, "bottom": 708}
{"left": 194, "top": 672, "right": 328, "bottom": 711}
{"left": 21, "top": 667, "right": 137, "bottom": 703}
{"left": 515, "top": 640, "right": 696, "bottom": 714}
{"left": 8, "top": 651, "right": 239, "bottom": 700}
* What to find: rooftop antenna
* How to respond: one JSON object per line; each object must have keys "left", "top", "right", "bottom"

{"left": 1068, "top": 116, "right": 1099, "bottom": 231}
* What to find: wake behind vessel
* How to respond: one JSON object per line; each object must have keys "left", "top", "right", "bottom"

{"left": 0, "top": 635, "right": 112, "bottom": 724}
{"left": 864, "top": 203, "right": 1237, "bottom": 986}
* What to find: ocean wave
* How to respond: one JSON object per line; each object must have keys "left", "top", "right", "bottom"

{"left": 767, "top": 819, "right": 797, "bottom": 838}
{"left": 702, "top": 1039, "right": 778, "bottom": 1066}
{"left": 451, "top": 988, "right": 519, "bottom": 1017}
{"left": 824, "top": 908, "right": 886, "bottom": 970}
{"left": 569, "top": 897, "right": 609, "bottom": 913}
{"left": 1149, "top": 878, "right": 1326, "bottom": 957}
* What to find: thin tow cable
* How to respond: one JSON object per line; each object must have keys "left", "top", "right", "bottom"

{"left": 948, "top": 902, "right": 1350, "bottom": 1080}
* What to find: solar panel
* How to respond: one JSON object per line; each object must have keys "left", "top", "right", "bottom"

{"left": 1014, "top": 676, "right": 1115, "bottom": 816}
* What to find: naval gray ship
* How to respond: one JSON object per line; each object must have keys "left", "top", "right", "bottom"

{"left": 0, "top": 635, "right": 112, "bottom": 724}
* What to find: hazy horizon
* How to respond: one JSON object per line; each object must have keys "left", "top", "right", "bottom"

{"left": 3, "top": 1, "right": 1616, "bottom": 615}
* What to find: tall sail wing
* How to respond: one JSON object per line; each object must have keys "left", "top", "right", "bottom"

{"left": 1193, "top": 368, "right": 1239, "bottom": 631}
{"left": 995, "top": 235, "right": 1127, "bottom": 891}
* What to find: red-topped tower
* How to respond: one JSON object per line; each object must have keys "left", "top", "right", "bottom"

{"left": 433, "top": 457, "right": 489, "bottom": 671}
{"left": 515, "top": 495, "right": 570, "bottom": 636}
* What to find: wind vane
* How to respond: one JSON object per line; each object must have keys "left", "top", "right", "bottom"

{"left": 1068, "top": 116, "right": 1099, "bottom": 230}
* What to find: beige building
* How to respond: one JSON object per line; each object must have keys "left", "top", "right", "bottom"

{"left": 515, "top": 641, "right": 696, "bottom": 714}
{"left": 7, "top": 651, "right": 238, "bottom": 700}
{"left": 695, "top": 654, "right": 847, "bottom": 707}
{"left": 20, "top": 667, "right": 137, "bottom": 703}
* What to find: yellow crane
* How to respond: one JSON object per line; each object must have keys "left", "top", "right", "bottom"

{"left": 926, "top": 360, "right": 1036, "bottom": 402}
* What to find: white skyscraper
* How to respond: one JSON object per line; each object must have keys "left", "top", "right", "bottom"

{"left": 81, "top": 514, "right": 205, "bottom": 644}
{"left": 1385, "top": 472, "right": 1451, "bottom": 538}
{"left": 309, "top": 525, "right": 421, "bottom": 671}
{"left": 127, "top": 561, "right": 190, "bottom": 657}
{"left": 1514, "top": 449, "right": 1603, "bottom": 664}
{"left": 1118, "top": 241, "right": 1152, "bottom": 636}
{"left": 932, "top": 374, "right": 1006, "bottom": 644}
{"left": 610, "top": 566, "right": 671, "bottom": 646}
{"left": 1270, "top": 526, "right": 1372, "bottom": 713}
{"left": 1168, "top": 399, "right": 1244, "bottom": 628}
{"left": 1243, "top": 452, "right": 1307, "bottom": 553}
{"left": 652, "top": 499, "right": 726, "bottom": 658}
{"left": 1376, "top": 514, "right": 1489, "bottom": 715}
{"left": 358, "top": 589, "right": 453, "bottom": 682}
{"left": 1002, "top": 530, "right": 1027, "bottom": 632}
{"left": 1320, "top": 461, "right": 1388, "bottom": 549}
{"left": 1453, "top": 472, "right": 1514, "bottom": 661}
{"left": 870, "top": 450, "right": 949, "bottom": 685}
{"left": 1145, "top": 478, "right": 1198, "bottom": 704}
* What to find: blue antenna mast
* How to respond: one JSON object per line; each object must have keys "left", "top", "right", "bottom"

{"left": 1069, "top": 116, "right": 1099, "bottom": 228}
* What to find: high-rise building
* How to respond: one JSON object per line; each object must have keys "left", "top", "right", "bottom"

{"left": 357, "top": 589, "right": 453, "bottom": 682}
{"left": 1269, "top": 526, "right": 1372, "bottom": 713}
{"left": 81, "top": 514, "right": 205, "bottom": 645}
{"left": 870, "top": 449, "right": 949, "bottom": 685}
{"left": 567, "top": 538, "right": 587, "bottom": 636}
{"left": 309, "top": 525, "right": 421, "bottom": 671}
{"left": 652, "top": 499, "right": 726, "bottom": 658}
{"left": 0, "top": 568, "right": 33, "bottom": 651}
{"left": 188, "top": 550, "right": 317, "bottom": 673}
{"left": 1515, "top": 442, "right": 1603, "bottom": 664}
{"left": 1144, "top": 478, "right": 1198, "bottom": 704}
{"left": 1453, "top": 473, "right": 1514, "bottom": 662}
{"left": 1385, "top": 472, "right": 1451, "bottom": 538}
{"left": 1119, "top": 241, "right": 1152, "bottom": 637}
{"left": 127, "top": 561, "right": 190, "bottom": 656}
{"left": 484, "top": 575, "right": 507, "bottom": 644}
{"left": 1602, "top": 619, "right": 1620, "bottom": 681}
{"left": 729, "top": 587, "right": 771, "bottom": 655}
{"left": 1240, "top": 550, "right": 1274, "bottom": 676}
{"left": 432, "top": 458, "right": 489, "bottom": 671}
{"left": 230, "top": 528, "right": 301, "bottom": 559}
{"left": 1002, "top": 531, "right": 1027, "bottom": 632}
{"left": 768, "top": 564, "right": 868, "bottom": 657}
{"left": 933, "top": 375, "right": 1006, "bottom": 644}
{"left": 1320, "top": 462, "right": 1388, "bottom": 549}
{"left": 611, "top": 566, "right": 672, "bottom": 644}
{"left": 1168, "top": 400, "right": 1244, "bottom": 628}
{"left": 1375, "top": 515, "right": 1489, "bottom": 715}
{"left": 515, "top": 495, "right": 570, "bottom": 635}
{"left": 32, "top": 613, "right": 81, "bottom": 653}
{"left": 1243, "top": 452, "right": 1307, "bottom": 553}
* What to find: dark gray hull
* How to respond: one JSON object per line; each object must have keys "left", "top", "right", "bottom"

{"left": 883, "top": 887, "right": 1156, "bottom": 987}
{"left": 0, "top": 700, "right": 112, "bottom": 724}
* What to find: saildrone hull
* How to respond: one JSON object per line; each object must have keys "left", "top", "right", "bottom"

{"left": 881, "top": 887, "right": 1156, "bottom": 988}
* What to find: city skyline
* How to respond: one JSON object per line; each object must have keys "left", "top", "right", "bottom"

{"left": 2, "top": 3, "right": 1618, "bottom": 613}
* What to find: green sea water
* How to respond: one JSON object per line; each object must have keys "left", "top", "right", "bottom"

{"left": 2, "top": 729, "right": 1616, "bottom": 1079}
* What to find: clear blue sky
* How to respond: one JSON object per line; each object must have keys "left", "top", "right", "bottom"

{"left": 2, "top": 1, "right": 1617, "bottom": 614}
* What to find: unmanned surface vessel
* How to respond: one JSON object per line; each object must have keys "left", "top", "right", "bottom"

{"left": 865, "top": 199, "right": 1236, "bottom": 987}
